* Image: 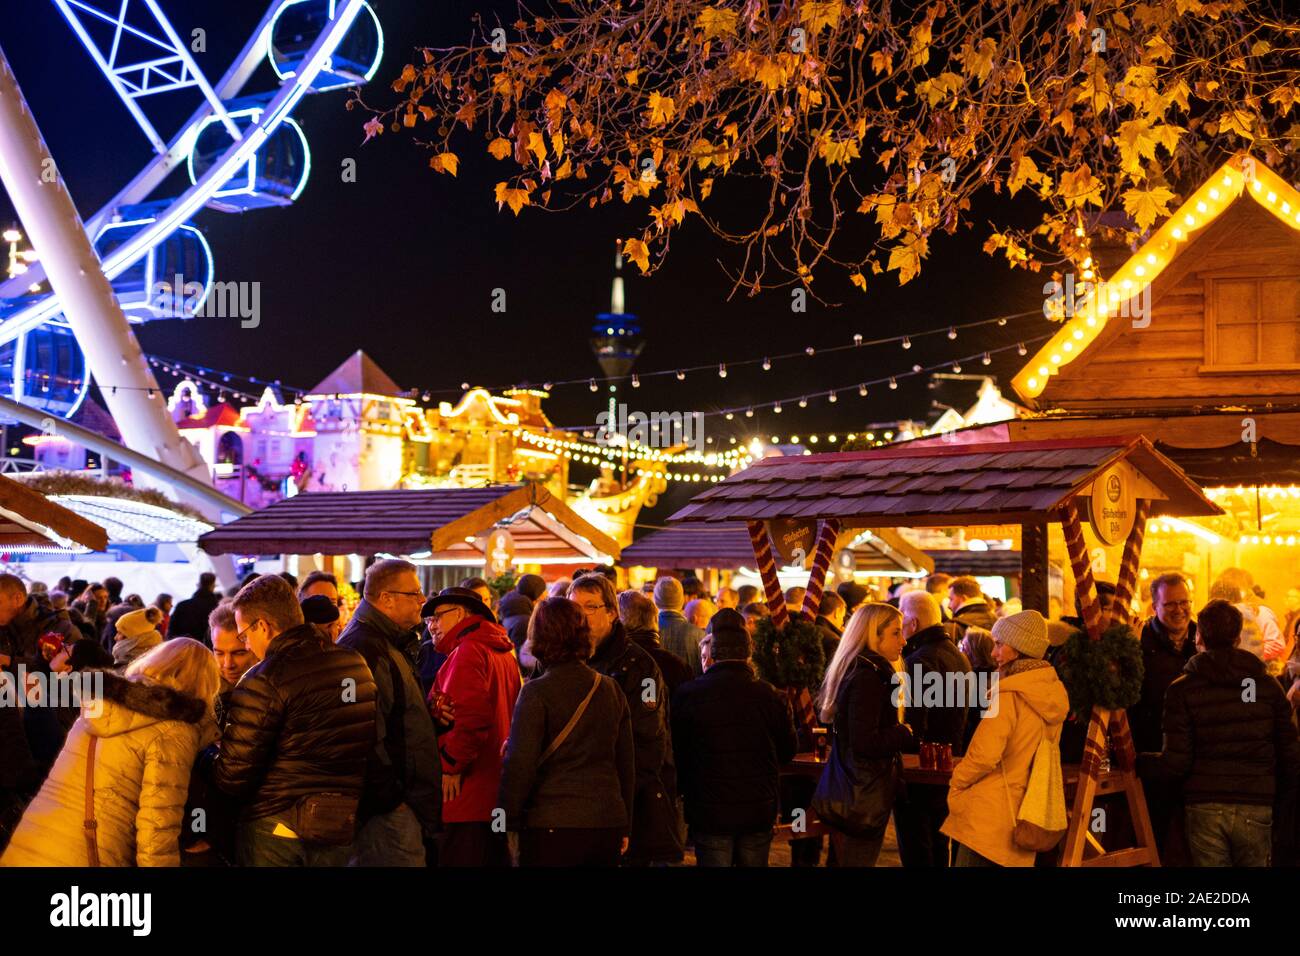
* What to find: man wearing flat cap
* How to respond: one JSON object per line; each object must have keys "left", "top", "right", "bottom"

{"left": 670, "top": 608, "right": 798, "bottom": 867}
{"left": 425, "top": 584, "right": 521, "bottom": 867}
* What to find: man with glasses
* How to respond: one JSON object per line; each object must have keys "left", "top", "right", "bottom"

{"left": 209, "top": 575, "right": 377, "bottom": 866}
{"left": 337, "top": 559, "right": 442, "bottom": 866}
{"left": 571, "top": 573, "right": 684, "bottom": 865}
{"left": 425, "top": 585, "right": 521, "bottom": 867}
{"left": 1131, "top": 571, "right": 1198, "bottom": 862}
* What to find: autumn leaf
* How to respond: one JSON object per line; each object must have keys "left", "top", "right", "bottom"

{"left": 1007, "top": 155, "right": 1044, "bottom": 197}
{"left": 887, "top": 235, "right": 927, "bottom": 285}
{"left": 699, "top": 177, "right": 715, "bottom": 200}
{"left": 1268, "top": 85, "right": 1298, "bottom": 117}
{"left": 850, "top": 271, "right": 868, "bottom": 291}
{"left": 362, "top": 116, "right": 383, "bottom": 143}
{"left": 392, "top": 63, "right": 416, "bottom": 93}
{"left": 755, "top": 56, "right": 789, "bottom": 90}
{"left": 1122, "top": 185, "right": 1176, "bottom": 230}
{"left": 551, "top": 130, "right": 565, "bottom": 160}
{"left": 908, "top": 22, "right": 932, "bottom": 68}
{"left": 819, "top": 134, "right": 861, "bottom": 166}
{"left": 1058, "top": 164, "right": 1104, "bottom": 208}
{"left": 488, "top": 137, "right": 512, "bottom": 160}
{"left": 1218, "top": 109, "right": 1256, "bottom": 141}
{"left": 554, "top": 158, "right": 573, "bottom": 180}
{"left": 526, "top": 131, "right": 547, "bottom": 166}
{"left": 1117, "top": 119, "right": 1160, "bottom": 176}
{"left": 622, "top": 238, "right": 650, "bottom": 273}
{"left": 647, "top": 91, "right": 676, "bottom": 126}
{"left": 960, "top": 38, "right": 997, "bottom": 85}
{"left": 624, "top": 69, "right": 639, "bottom": 86}
{"left": 696, "top": 6, "right": 739, "bottom": 39}
{"left": 429, "top": 152, "right": 459, "bottom": 176}
{"left": 494, "top": 181, "right": 532, "bottom": 215}
{"left": 870, "top": 50, "right": 892, "bottom": 76}
{"left": 800, "top": 1, "right": 843, "bottom": 35}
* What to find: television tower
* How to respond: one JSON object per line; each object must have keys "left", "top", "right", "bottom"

{"left": 589, "top": 241, "right": 645, "bottom": 487}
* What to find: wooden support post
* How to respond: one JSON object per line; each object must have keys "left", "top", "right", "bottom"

{"left": 746, "top": 520, "right": 789, "bottom": 630}
{"left": 800, "top": 518, "right": 841, "bottom": 622}
{"left": 1019, "top": 520, "right": 1050, "bottom": 616}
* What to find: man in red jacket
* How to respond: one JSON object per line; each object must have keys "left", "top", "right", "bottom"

{"left": 425, "top": 586, "right": 522, "bottom": 867}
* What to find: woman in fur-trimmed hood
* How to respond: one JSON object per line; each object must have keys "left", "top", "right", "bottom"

{"left": 1, "top": 638, "right": 218, "bottom": 867}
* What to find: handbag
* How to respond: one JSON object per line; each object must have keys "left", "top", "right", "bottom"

{"left": 292, "top": 793, "right": 360, "bottom": 846}
{"left": 1001, "top": 724, "right": 1068, "bottom": 853}
{"left": 811, "top": 658, "right": 900, "bottom": 839}
{"left": 84, "top": 736, "right": 100, "bottom": 867}
{"left": 539, "top": 672, "right": 601, "bottom": 763}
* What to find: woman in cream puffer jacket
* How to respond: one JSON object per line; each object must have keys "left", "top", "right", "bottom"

{"left": 1, "top": 638, "right": 218, "bottom": 867}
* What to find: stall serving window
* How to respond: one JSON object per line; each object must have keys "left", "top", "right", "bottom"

{"left": 1202, "top": 274, "right": 1300, "bottom": 372}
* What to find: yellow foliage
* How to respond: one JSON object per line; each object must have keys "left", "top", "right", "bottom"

{"left": 696, "top": 6, "right": 739, "bottom": 39}
{"left": 1122, "top": 185, "right": 1176, "bottom": 230}
{"left": 494, "top": 182, "right": 532, "bottom": 215}
{"left": 429, "top": 152, "right": 459, "bottom": 176}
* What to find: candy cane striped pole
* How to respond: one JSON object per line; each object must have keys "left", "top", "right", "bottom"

{"left": 747, "top": 520, "right": 788, "bottom": 630}
{"left": 1061, "top": 500, "right": 1102, "bottom": 641}
{"left": 1111, "top": 500, "right": 1150, "bottom": 628}
{"left": 800, "top": 518, "right": 842, "bottom": 622}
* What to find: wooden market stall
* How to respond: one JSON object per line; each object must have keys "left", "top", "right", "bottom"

{"left": 671, "top": 435, "right": 1221, "bottom": 866}
{"left": 995, "top": 152, "right": 1300, "bottom": 606}
{"left": 197, "top": 482, "right": 620, "bottom": 588}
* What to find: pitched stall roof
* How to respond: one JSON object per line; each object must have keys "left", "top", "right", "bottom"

{"left": 670, "top": 436, "right": 1221, "bottom": 528}
{"left": 619, "top": 524, "right": 934, "bottom": 575}
{"left": 198, "top": 483, "right": 620, "bottom": 563}
{"left": 307, "top": 350, "right": 406, "bottom": 398}
{"left": 0, "top": 475, "right": 109, "bottom": 552}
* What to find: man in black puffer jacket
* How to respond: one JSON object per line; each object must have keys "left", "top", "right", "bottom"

{"left": 672, "top": 609, "right": 796, "bottom": 866}
{"left": 894, "top": 590, "right": 972, "bottom": 867}
{"left": 1139, "top": 600, "right": 1300, "bottom": 867}
{"left": 498, "top": 574, "right": 546, "bottom": 678}
{"left": 210, "top": 575, "right": 377, "bottom": 866}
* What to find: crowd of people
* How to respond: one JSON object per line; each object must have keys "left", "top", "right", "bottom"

{"left": 1, "top": 562, "right": 1297, "bottom": 868}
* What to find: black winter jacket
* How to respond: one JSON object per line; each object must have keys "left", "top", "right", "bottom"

{"left": 671, "top": 661, "right": 797, "bottom": 835}
{"left": 589, "top": 621, "right": 683, "bottom": 862}
{"left": 210, "top": 624, "right": 378, "bottom": 822}
{"left": 950, "top": 600, "right": 997, "bottom": 641}
{"left": 1130, "top": 617, "right": 1197, "bottom": 754}
{"left": 626, "top": 626, "right": 693, "bottom": 699}
{"left": 497, "top": 590, "right": 536, "bottom": 678}
{"left": 1141, "top": 648, "right": 1300, "bottom": 808}
{"left": 337, "top": 600, "right": 442, "bottom": 835}
{"left": 498, "top": 661, "right": 635, "bottom": 831}
{"left": 901, "top": 624, "right": 972, "bottom": 755}
{"left": 831, "top": 651, "right": 913, "bottom": 766}
{"left": 169, "top": 589, "right": 221, "bottom": 645}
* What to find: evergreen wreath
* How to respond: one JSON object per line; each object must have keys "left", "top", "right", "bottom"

{"left": 1057, "top": 621, "right": 1145, "bottom": 719}
{"left": 751, "top": 615, "right": 826, "bottom": 690}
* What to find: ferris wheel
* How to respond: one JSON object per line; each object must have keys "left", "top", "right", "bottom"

{"left": 0, "top": 0, "right": 384, "bottom": 419}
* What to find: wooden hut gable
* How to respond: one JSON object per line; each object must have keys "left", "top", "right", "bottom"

{"left": 1012, "top": 156, "right": 1300, "bottom": 412}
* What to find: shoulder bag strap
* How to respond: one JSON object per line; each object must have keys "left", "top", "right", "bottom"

{"left": 540, "top": 672, "right": 602, "bottom": 763}
{"left": 84, "top": 735, "right": 101, "bottom": 867}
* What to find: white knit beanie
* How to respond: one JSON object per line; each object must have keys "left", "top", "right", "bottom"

{"left": 992, "top": 609, "right": 1050, "bottom": 660}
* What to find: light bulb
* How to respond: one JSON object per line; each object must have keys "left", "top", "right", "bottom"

{"left": 774, "top": 403, "right": 782, "bottom": 414}
{"left": 676, "top": 370, "right": 686, "bottom": 380}
{"left": 828, "top": 391, "right": 837, "bottom": 403}
{"left": 982, "top": 352, "right": 991, "bottom": 365}
{"left": 718, "top": 363, "right": 727, "bottom": 378}
{"left": 902, "top": 337, "right": 911, "bottom": 349}
{"left": 631, "top": 374, "right": 640, "bottom": 388}
{"left": 948, "top": 327, "right": 957, "bottom": 340}
{"left": 762, "top": 357, "right": 771, "bottom": 370}
{"left": 1018, "top": 343, "right": 1027, "bottom": 355}
{"left": 888, "top": 378, "right": 897, "bottom": 390}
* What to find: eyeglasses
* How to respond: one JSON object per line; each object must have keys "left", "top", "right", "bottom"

{"left": 235, "top": 619, "right": 263, "bottom": 646}
{"left": 575, "top": 603, "right": 609, "bottom": 615}
{"left": 427, "top": 607, "right": 460, "bottom": 620}
{"left": 385, "top": 589, "right": 425, "bottom": 601}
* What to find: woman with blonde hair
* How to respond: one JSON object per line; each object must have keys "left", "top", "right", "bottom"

{"left": 1, "top": 638, "right": 219, "bottom": 867}
{"left": 812, "top": 603, "right": 913, "bottom": 866}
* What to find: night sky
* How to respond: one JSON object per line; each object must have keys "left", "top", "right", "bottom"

{"left": 1, "top": 0, "right": 1052, "bottom": 487}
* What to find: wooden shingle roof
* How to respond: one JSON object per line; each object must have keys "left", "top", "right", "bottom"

{"left": 670, "top": 436, "right": 1220, "bottom": 528}
{"left": 199, "top": 483, "right": 620, "bottom": 562}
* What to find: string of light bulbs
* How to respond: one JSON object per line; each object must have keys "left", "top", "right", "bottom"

{"left": 406, "top": 309, "right": 1045, "bottom": 399}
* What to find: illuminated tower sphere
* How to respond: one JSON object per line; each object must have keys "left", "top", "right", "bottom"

{"left": 589, "top": 243, "right": 644, "bottom": 383}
